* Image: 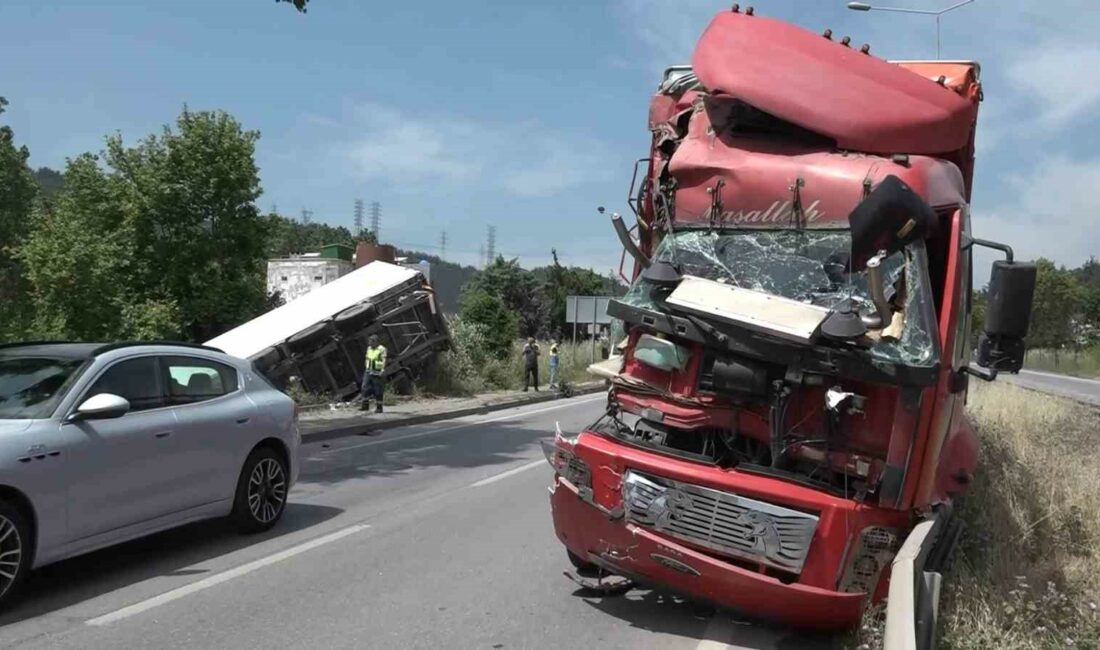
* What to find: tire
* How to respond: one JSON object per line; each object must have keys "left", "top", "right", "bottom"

{"left": 0, "top": 500, "right": 31, "bottom": 610}
{"left": 231, "top": 447, "right": 289, "bottom": 534}
{"left": 252, "top": 346, "right": 283, "bottom": 372}
{"left": 285, "top": 322, "right": 333, "bottom": 356}
{"left": 333, "top": 302, "right": 377, "bottom": 333}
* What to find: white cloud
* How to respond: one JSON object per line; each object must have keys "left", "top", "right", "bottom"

{"left": 332, "top": 103, "right": 614, "bottom": 199}
{"left": 1005, "top": 44, "right": 1100, "bottom": 131}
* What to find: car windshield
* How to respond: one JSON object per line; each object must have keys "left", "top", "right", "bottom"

{"left": 0, "top": 356, "right": 86, "bottom": 420}
{"left": 621, "top": 229, "right": 940, "bottom": 367}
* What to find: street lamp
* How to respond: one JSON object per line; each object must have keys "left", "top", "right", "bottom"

{"left": 846, "top": 0, "right": 975, "bottom": 59}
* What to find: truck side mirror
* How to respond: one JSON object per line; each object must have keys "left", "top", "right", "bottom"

{"left": 976, "top": 259, "right": 1037, "bottom": 373}
{"left": 847, "top": 175, "right": 936, "bottom": 271}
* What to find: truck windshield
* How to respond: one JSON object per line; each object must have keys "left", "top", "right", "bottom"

{"left": 0, "top": 357, "right": 85, "bottom": 420}
{"left": 622, "top": 229, "right": 939, "bottom": 367}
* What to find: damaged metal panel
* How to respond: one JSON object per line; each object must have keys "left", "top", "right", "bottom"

{"left": 620, "top": 230, "right": 938, "bottom": 367}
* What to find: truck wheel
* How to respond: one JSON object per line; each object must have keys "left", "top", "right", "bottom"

{"left": 334, "top": 302, "right": 377, "bottom": 333}
{"left": 231, "top": 447, "right": 289, "bottom": 534}
{"left": 0, "top": 500, "right": 31, "bottom": 610}
{"left": 285, "top": 322, "right": 333, "bottom": 355}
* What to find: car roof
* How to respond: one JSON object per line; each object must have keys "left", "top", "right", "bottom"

{"left": 0, "top": 341, "right": 225, "bottom": 360}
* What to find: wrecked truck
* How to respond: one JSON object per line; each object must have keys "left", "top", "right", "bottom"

{"left": 207, "top": 261, "right": 449, "bottom": 399}
{"left": 544, "top": 9, "right": 1037, "bottom": 632}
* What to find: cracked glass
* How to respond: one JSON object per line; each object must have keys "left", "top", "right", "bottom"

{"left": 621, "top": 229, "right": 939, "bottom": 367}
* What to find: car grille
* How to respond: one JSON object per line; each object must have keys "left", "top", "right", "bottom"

{"left": 622, "top": 470, "right": 819, "bottom": 574}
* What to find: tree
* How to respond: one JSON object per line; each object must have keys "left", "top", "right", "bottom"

{"left": 0, "top": 97, "right": 38, "bottom": 340}
{"left": 459, "top": 290, "right": 518, "bottom": 359}
{"left": 463, "top": 256, "right": 548, "bottom": 338}
{"left": 533, "top": 250, "right": 613, "bottom": 338}
{"left": 32, "top": 167, "right": 64, "bottom": 201}
{"left": 1027, "top": 258, "right": 1084, "bottom": 350}
{"left": 19, "top": 154, "right": 181, "bottom": 340}
{"left": 106, "top": 108, "right": 270, "bottom": 340}
{"left": 264, "top": 213, "right": 357, "bottom": 258}
{"left": 396, "top": 249, "right": 477, "bottom": 314}
{"left": 276, "top": 0, "right": 309, "bottom": 12}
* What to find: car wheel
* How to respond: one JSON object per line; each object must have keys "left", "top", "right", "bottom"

{"left": 231, "top": 447, "right": 289, "bottom": 533}
{"left": 0, "top": 500, "right": 31, "bottom": 610}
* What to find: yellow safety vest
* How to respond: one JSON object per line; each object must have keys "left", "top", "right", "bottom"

{"left": 365, "top": 345, "right": 387, "bottom": 374}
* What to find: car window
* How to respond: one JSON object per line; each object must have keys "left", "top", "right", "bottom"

{"left": 84, "top": 357, "right": 164, "bottom": 412}
{"left": 0, "top": 356, "right": 87, "bottom": 420}
{"left": 163, "top": 356, "right": 239, "bottom": 405}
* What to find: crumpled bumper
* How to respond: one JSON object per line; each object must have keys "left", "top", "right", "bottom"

{"left": 549, "top": 476, "right": 866, "bottom": 631}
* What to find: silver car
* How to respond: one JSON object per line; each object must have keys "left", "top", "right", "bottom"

{"left": 0, "top": 342, "right": 301, "bottom": 608}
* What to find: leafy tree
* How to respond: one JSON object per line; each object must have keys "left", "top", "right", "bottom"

{"left": 0, "top": 97, "right": 38, "bottom": 341}
{"left": 459, "top": 290, "right": 517, "bottom": 359}
{"left": 106, "top": 108, "right": 269, "bottom": 341}
{"left": 19, "top": 154, "right": 182, "bottom": 340}
{"left": 32, "top": 167, "right": 64, "bottom": 201}
{"left": 1028, "top": 258, "right": 1084, "bottom": 350}
{"left": 532, "top": 249, "right": 624, "bottom": 338}
{"left": 396, "top": 249, "right": 477, "bottom": 314}
{"left": 277, "top": 0, "right": 309, "bottom": 12}
{"left": 264, "top": 213, "right": 358, "bottom": 258}
{"left": 463, "top": 256, "right": 548, "bottom": 338}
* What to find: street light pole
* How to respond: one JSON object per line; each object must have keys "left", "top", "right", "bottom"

{"left": 846, "top": 0, "right": 975, "bottom": 59}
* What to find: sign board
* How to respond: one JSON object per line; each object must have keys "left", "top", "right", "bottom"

{"left": 565, "top": 296, "right": 613, "bottom": 325}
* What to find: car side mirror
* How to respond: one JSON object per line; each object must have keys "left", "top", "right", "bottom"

{"left": 976, "top": 259, "right": 1037, "bottom": 373}
{"left": 847, "top": 175, "right": 936, "bottom": 271}
{"left": 70, "top": 393, "right": 131, "bottom": 422}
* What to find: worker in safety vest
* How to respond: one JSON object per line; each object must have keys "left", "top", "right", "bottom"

{"left": 548, "top": 341, "right": 560, "bottom": 389}
{"left": 360, "top": 334, "right": 387, "bottom": 413}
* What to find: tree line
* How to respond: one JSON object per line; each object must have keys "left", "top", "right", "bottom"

{"left": 0, "top": 98, "right": 624, "bottom": 349}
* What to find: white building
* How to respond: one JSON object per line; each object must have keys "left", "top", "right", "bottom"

{"left": 267, "top": 255, "right": 354, "bottom": 303}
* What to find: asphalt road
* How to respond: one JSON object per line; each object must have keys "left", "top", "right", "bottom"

{"left": 1003, "top": 369, "right": 1100, "bottom": 406}
{"left": 0, "top": 395, "right": 835, "bottom": 650}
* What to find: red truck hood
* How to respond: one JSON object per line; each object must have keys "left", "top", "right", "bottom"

{"left": 691, "top": 11, "right": 978, "bottom": 155}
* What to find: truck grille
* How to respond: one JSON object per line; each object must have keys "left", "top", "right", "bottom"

{"left": 622, "top": 471, "right": 819, "bottom": 574}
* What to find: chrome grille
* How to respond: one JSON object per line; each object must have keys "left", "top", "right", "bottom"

{"left": 622, "top": 471, "right": 819, "bottom": 574}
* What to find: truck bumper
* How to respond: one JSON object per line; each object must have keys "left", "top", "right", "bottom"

{"left": 550, "top": 476, "right": 865, "bottom": 630}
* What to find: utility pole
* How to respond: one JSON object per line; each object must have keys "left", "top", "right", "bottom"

{"left": 354, "top": 199, "right": 364, "bottom": 235}
{"left": 439, "top": 230, "right": 448, "bottom": 260}
{"left": 370, "top": 201, "right": 381, "bottom": 241}
{"left": 486, "top": 225, "right": 496, "bottom": 265}
{"left": 300, "top": 208, "right": 313, "bottom": 225}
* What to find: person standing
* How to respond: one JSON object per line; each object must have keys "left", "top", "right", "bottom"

{"left": 360, "top": 334, "right": 387, "bottom": 413}
{"left": 548, "top": 340, "right": 560, "bottom": 389}
{"left": 522, "top": 337, "right": 540, "bottom": 392}
{"left": 599, "top": 327, "right": 611, "bottom": 360}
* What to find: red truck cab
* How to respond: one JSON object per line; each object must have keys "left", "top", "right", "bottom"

{"left": 545, "top": 9, "right": 1036, "bottom": 631}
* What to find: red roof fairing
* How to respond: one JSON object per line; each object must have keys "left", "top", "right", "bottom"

{"left": 691, "top": 12, "right": 978, "bottom": 155}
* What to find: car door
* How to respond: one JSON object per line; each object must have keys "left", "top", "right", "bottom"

{"left": 64, "top": 355, "right": 181, "bottom": 541}
{"left": 162, "top": 355, "right": 255, "bottom": 508}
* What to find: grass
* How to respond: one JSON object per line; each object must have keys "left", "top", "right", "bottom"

{"left": 848, "top": 381, "right": 1100, "bottom": 649}
{"left": 419, "top": 336, "right": 601, "bottom": 397}
{"left": 937, "top": 381, "right": 1100, "bottom": 649}
{"left": 1026, "top": 347, "right": 1100, "bottom": 379}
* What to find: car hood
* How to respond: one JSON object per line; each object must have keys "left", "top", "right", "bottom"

{"left": 0, "top": 420, "right": 34, "bottom": 436}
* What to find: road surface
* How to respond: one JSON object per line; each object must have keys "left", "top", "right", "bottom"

{"left": 0, "top": 396, "right": 833, "bottom": 650}
{"left": 1003, "top": 369, "right": 1100, "bottom": 407}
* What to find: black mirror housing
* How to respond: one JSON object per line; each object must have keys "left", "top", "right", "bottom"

{"left": 847, "top": 175, "right": 936, "bottom": 271}
{"left": 976, "top": 259, "right": 1037, "bottom": 374}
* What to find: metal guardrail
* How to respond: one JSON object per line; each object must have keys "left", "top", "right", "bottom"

{"left": 884, "top": 511, "right": 951, "bottom": 650}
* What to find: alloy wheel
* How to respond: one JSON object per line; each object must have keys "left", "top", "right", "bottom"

{"left": 0, "top": 515, "right": 23, "bottom": 599}
{"left": 247, "top": 458, "right": 287, "bottom": 524}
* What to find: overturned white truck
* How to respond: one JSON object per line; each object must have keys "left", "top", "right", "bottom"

{"left": 207, "top": 261, "right": 450, "bottom": 398}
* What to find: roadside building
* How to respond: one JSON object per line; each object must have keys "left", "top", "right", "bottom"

{"left": 267, "top": 243, "right": 355, "bottom": 302}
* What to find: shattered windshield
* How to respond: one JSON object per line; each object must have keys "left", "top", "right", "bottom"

{"left": 622, "top": 229, "right": 939, "bottom": 367}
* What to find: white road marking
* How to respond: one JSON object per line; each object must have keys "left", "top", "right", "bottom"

{"left": 86, "top": 524, "right": 370, "bottom": 627}
{"left": 319, "top": 394, "right": 605, "bottom": 454}
{"left": 1019, "top": 369, "right": 1100, "bottom": 385}
{"left": 469, "top": 459, "right": 546, "bottom": 488}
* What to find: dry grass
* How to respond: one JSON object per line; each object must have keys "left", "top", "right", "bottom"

{"left": 939, "top": 381, "right": 1100, "bottom": 649}
{"left": 1026, "top": 347, "right": 1100, "bottom": 379}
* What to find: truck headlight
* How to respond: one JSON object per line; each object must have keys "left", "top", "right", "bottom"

{"left": 541, "top": 423, "right": 591, "bottom": 489}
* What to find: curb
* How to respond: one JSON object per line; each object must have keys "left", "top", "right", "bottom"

{"left": 300, "top": 383, "right": 607, "bottom": 443}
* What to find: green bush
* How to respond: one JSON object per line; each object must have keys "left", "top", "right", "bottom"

{"left": 459, "top": 290, "right": 518, "bottom": 359}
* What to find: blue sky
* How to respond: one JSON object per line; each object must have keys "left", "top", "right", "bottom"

{"left": 3, "top": 0, "right": 1098, "bottom": 280}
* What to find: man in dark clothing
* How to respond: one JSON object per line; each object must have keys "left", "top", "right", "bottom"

{"left": 522, "top": 337, "right": 540, "bottom": 392}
